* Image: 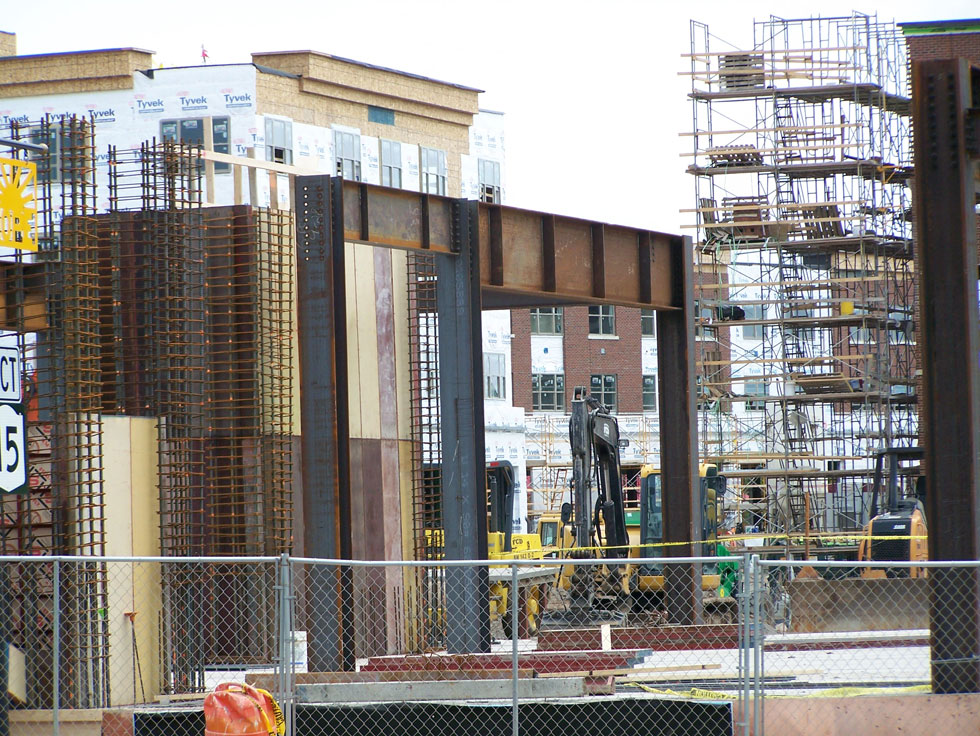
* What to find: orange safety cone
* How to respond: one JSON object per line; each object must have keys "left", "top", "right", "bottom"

{"left": 203, "top": 683, "right": 285, "bottom": 736}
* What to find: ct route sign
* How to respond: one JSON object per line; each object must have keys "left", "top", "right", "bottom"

{"left": 0, "top": 346, "right": 26, "bottom": 494}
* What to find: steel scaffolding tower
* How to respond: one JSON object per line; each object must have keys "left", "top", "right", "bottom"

{"left": 686, "top": 14, "right": 916, "bottom": 547}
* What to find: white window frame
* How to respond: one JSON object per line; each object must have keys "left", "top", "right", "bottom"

{"left": 421, "top": 147, "right": 447, "bottom": 195}
{"left": 484, "top": 353, "right": 506, "bottom": 400}
{"left": 265, "top": 117, "right": 293, "bottom": 165}
{"left": 478, "top": 158, "right": 501, "bottom": 203}
{"left": 641, "top": 309, "right": 656, "bottom": 337}
{"left": 334, "top": 129, "right": 362, "bottom": 181}
{"left": 381, "top": 139, "right": 402, "bottom": 188}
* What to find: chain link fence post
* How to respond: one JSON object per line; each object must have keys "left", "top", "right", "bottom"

{"left": 737, "top": 552, "right": 751, "bottom": 736}
{"left": 52, "top": 558, "right": 61, "bottom": 736}
{"left": 510, "top": 561, "right": 519, "bottom": 736}
{"left": 752, "top": 554, "right": 763, "bottom": 736}
{"left": 276, "top": 553, "right": 293, "bottom": 736}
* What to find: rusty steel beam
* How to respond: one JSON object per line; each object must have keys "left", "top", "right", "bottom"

{"left": 336, "top": 179, "right": 681, "bottom": 310}
{"left": 913, "top": 58, "right": 980, "bottom": 694}
{"left": 299, "top": 174, "right": 698, "bottom": 633}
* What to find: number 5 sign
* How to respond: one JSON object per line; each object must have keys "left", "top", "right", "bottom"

{"left": 0, "top": 403, "right": 26, "bottom": 494}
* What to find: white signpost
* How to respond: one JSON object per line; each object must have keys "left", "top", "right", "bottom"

{"left": 0, "top": 347, "right": 26, "bottom": 494}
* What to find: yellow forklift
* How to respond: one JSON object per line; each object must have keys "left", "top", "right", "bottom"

{"left": 486, "top": 460, "right": 556, "bottom": 635}
{"left": 857, "top": 447, "right": 927, "bottom": 576}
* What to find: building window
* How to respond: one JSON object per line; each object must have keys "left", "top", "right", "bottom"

{"left": 642, "top": 374, "right": 658, "bottom": 411}
{"left": 532, "top": 373, "right": 565, "bottom": 411}
{"left": 849, "top": 308, "right": 874, "bottom": 345}
{"left": 742, "top": 304, "right": 765, "bottom": 340}
{"left": 161, "top": 117, "right": 231, "bottom": 172}
{"left": 641, "top": 309, "right": 656, "bottom": 337}
{"left": 744, "top": 380, "right": 768, "bottom": 411}
{"left": 484, "top": 353, "right": 506, "bottom": 400}
{"left": 589, "top": 305, "right": 615, "bottom": 336}
{"left": 381, "top": 139, "right": 402, "bottom": 188}
{"left": 29, "top": 121, "right": 93, "bottom": 183}
{"left": 590, "top": 374, "right": 617, "bottom": 412}
{"left": 334, "top": 130, "right": 361, "bottom": 181}
{"left": 368, "top": 105, "right": 395, "bottom": 126}
{"left": 265, "top": 117, "right": 293, "bottom": 165}
{"left": 530, "top": 307, "right": 563, "bottom": 335}
{"left": 421, "top": 147, "right": 447, "bottom": 195}
{"left": 478, "top": 158, "right": 501, "bottom": 203}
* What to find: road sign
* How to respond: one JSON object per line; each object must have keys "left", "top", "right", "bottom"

{"left": 0, "top": 347, "right": 21, "bottom": 403}
{"left": 0, "top": 403, "right": 26, "bottom": 494}
{"left": 0, "top": 157, "right": 38, "bottom": 252}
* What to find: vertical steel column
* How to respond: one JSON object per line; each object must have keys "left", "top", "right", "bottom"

{"left": 437, "top": 199, "right": 490, "bottom": 653}
{"left": 656, "top": 235, "right": 703, "bottom": 624}
{"left": 296, "top": 175, "right": 353, "bottom": 670}
{"left": 913, "top": 58, "right": 980, "bottom": 693}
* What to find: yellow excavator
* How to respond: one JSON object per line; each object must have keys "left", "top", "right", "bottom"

{"left": 540, "top": 387, "right": 737, "bottom": 627}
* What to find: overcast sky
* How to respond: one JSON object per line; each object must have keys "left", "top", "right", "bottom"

{"left": 3, "top": 1, "right": 976, "bottom": 233}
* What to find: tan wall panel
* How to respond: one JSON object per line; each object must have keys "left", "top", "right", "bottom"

{"left": 344, "top": 241, "right": 363, "bottom": 438}
{"left": 351, "top": 243, "right": 381, "bottom": 439}
{"left": 101, "top": 415, "right": 161, "bottom": 704}
{"left": 391, "top": 250, "right": 411, "bottom": 442}
{"left": 0, "top": 49, "right": 150, "bottom": 97}
{"left": 398, "top": 439, "right": 416, "bottom": 560}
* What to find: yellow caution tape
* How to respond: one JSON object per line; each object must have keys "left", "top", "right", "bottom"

{"left": 629, "top": 682, "right": 931, "bottom": 699}
{"left": 626, "top": 683, "right": 737, "bottom": 700}
{"left": 549, "top": 532, "right": 927, "bottom": 558}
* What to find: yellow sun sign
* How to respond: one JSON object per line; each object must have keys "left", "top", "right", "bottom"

{"left": 0, "top": 157, "right": 38, "bottom": 252}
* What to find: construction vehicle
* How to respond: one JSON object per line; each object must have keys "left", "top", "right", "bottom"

{"left": 538, "top": 386, "right": 738, "bottom": 626}
{"left": 540, "top": 386, "right": 632, "bottom": 627}
{"left": 629, "top": 463, "right": 738, "bottom": 617}
{"left": 857, "top": 447, "right": 927, "bottom": 576}
{"left": 485, "top": 461, "right": 557, "bottom": 635}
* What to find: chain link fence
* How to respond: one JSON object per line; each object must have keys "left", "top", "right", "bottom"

{"left": 2, "top": 555, "right": 979, "bottom": 735}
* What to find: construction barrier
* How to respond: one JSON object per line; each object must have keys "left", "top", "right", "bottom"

{"left": 3, "top": 555, "right": 980, "bottom": 736}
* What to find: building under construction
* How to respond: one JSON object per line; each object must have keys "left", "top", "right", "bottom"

{"left": 685, "top": 13, "right": 917, "bottom": 542}
{"left": 0, "top": 37, "right": 508, "bottom": 707}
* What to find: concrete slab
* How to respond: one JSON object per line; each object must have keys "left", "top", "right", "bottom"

{"left": 296, "top": 676, "right": 586, "bottom": 703}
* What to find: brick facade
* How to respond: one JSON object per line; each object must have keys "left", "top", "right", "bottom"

{"left": 510, "top": 305, "right": 646, "bottom": 413}
{"left": 904, "top": 31, "right": 980, "bottom": 62}
{"left": 510, "top": 309, "right": 532, "bottom": 409}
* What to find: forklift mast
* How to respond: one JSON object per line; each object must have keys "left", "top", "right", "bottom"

{"left": 869, "top": 447, "right": 924, "bottom": 518}
{"left": 487, "top": 461, "right": 515, "bottom": 553}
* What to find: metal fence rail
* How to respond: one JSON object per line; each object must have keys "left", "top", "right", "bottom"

{"left": 2, "top": 554, "right": 978, "bottom": 736}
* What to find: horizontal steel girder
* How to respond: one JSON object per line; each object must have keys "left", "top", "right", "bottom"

{"left": 336, "top": 179, "right": 683, "bottom": 310}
